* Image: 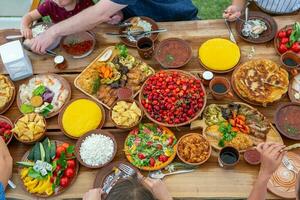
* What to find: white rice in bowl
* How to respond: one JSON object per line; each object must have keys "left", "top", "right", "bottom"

{"left": 80, "top": 134, "right": 115, "bottom": 166}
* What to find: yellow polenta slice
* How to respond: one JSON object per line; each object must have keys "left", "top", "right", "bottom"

{"left": 198, "top": 38, "right": 240, "bottom": 71}
{"left": 62, "top": 99, "right": 102, "bottom": 137}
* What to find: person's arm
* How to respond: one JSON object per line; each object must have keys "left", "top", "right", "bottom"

{"left": 223, "top": 0, "right": 246, "bottom": 21}
{"left": 248, "top": 143, "right": 285, "bottom": 200}
{"left": 0, "top": 138, "right": 13, "bottom": 188}
{"left": 31, "top": 0, "right": 126, "bottom": 54}
{"left": 21, "top": 10, "right": 42, "bottom": 39}
{"left": 142, "top": 178, "right": 173, "bottom": 200}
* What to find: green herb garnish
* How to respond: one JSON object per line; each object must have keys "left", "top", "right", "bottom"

{"left": 92, "top": 77, "right": 100, "bottom": 94}
{"left": 20, "top": 104, "right": 35, "bottom": 114}
{"left": 288, "top": 22, "right": 300, "bottom": 48}
{"left": 40, "top": 104, "right": 53, "bottom": 117}
{"left": 284, "top": 124, "right": 299, "bottom": 135}
{"left": 116, "top": 44, "right": 128, "bottom": 58}
{"left": 218, "top": 123, "right": 237, "bottom": 147}
{"left": 33, "top": 85, "right": 46, "bottom": 96}
{"left": 165, "top": 54, "right": 174, "bottom": 63}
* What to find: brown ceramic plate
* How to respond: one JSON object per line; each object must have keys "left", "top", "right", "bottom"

{"left": 119, "top": 16, "right": 159, "bottom": 48}
{"left": 110, "top": 99, "right": 143, "bottom": 129}
{"left": 268, "top": 151, "right": 300, "bottom": 199}
{"left": 18, "top": 140, "right": 79, "bottom": 198}
{"left": 13, "top": 114, "right": 46, "bottom": 145}
{"left": 155, "top": 38, "right": 192, "bottom": 69}
{"left": 17, "top": 73, "right": 71, "bottom": 119}
{"left": 177, "top": 133, "right": 211, "bottom": 166}
{"left": 75, "top": 129, "right": 117, "bottom": 169}
{"left": 58, "top": 98, "right": 106, "bottom": 139}
{"left": 0, "top": 115, "right": 13, "bottom": 145}
{"left": 93, "top": 161, "right": 139, "bottom": 198}
{"left": 61, "top": 31, "right": 96, "bottom": 59}
{"left": 236, "top": 11, "right": 277, "bottom": 44}
{"left": 0, "top": 76, "right": 16, "bottom": 115}
{"left": 274, "top": 24, "right": 293, "bottom": 56}
{"left": 275, "top": 103, "right": 300, "bottom": 140}
{"left": 139, "top": 70, "right": 207, "bottom": 127}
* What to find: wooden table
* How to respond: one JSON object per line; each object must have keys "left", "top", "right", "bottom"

{"left": 0, "top": 15, "right": 299, "bottom": 200}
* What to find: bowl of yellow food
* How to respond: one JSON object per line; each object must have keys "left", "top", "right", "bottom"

{"left": 198, "top": 38, "right": 241, "bottom": 73}
{"left": 12, "top": 113, "right": 46, "bottom": 144}
{"left": 58, "top": 98, "right": 105, "bottom": 139}
{"left": 110, "top": 99, "right": 143, "bottom": 129}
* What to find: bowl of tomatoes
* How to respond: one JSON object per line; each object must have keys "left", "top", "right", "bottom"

{"left": 275, "top": 22, "right": 300, "bottom": 55}
{"left": 0, "top": 116, "right": 13, "bottom": 145}
{"left": 139, "top": 70, "right": 206, "bottom": 127}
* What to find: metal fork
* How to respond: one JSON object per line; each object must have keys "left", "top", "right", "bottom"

{"left": 119, "top": 163, "right": 136, "bottom": 176}
{"left": 224, "top": 19, "right": 237, "bottom": 44}
{"left": 282, "top": 157, "right": 298, "bottom": 174}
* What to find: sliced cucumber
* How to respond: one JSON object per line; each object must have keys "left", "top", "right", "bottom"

{"left": 33, "top": 143, "right": 41, "bottom": 162}
{"left": 50, "top": 141, "right": 56, "bottom": 159}
{"left": 16, "top": 161, "right": 34, "bottom": 167}
{"left": 39, "top": 143, "right": 45, "bottom": 162}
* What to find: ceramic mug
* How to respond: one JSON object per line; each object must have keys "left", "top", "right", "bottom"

{"left": 209, "top": 76, "right": 233, "bottom": 100}
{"left": 137, "top": 37, "right": 154, "bottom": 60}
{"left": 281, "top": 51, "right": 300, "bottom": 77}
{"left": 218, "top": 146, "right": 240, "bottom": 168}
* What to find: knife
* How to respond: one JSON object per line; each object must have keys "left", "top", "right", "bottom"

{"left": 224, "top": 19, "right": 237, "bottom": 44}
{"left": 106, "top": 29, "right": 167, "bottom": 37}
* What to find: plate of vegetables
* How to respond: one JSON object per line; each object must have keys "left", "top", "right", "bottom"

{"left": 17, "top": 138, "right": 78, "bottom": 197}
{"left": 275, "top": 22, "right": 300, "bottom": 55}
{"left": 17, "top": 74, "right": 71, "bottom": 118}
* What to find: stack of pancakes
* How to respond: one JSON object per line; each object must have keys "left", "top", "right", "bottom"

{"left": 233, "top": 59, "right": 289, "bottom": 106}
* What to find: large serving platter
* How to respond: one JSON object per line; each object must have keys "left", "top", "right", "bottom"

{"left": 201, "top": 102, "right": 283, "bottom": 153}
{"left": 18, "top": 140, "right": 79, "bottom": 198}
{"left": 74, "top": 46, "right": 155, "bottom": 109}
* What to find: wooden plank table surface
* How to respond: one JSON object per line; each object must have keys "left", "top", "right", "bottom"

{"left": 0, "top": 15, "right": 299, "bottom": 200}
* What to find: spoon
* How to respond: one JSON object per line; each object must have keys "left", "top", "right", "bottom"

{"left": 149, "top": 169, "right": 194, "bottom": 179}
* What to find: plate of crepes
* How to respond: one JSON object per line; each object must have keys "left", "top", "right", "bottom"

{"left": 235, "top": 11, "right": 277, "bottom": 44}
{"left": 198, "top": 38, "right": 241, "bottom": 73}
{"left": 17, "top": 74, "right": 71, "bottom": 118}
{"left": 74, "top": 45, "right": 155, "bottom": 109}
{"left": 201, "top": 102, "right": 283, "bottom": 152}
{"left": 288, "top": 73, "right": 300, "bottom": 103}
{"left": 119, "top": 17, "right": 159, "bottom": 47}
{"left": 268, "top": 151, "right": 300, "bottom": 199}
{"left": 124, "top": 123, "right": 177, "bottom": 171}
{"left": 0, "top": 75, "right": 15, "bottom": 114}
{"left": 16, "top": 138, "right": 79, "bottom": 198}
{"left": 232, "top": 59, "right": 289, "bottom": 107}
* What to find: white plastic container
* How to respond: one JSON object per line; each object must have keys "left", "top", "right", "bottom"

{"left": 0, "top": 40, "right": 33, "bottom": 81}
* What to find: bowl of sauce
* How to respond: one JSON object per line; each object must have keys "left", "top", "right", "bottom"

{"left": 155, "top": 38, "right": 192, "bottom": 69}
{"left": 281, "top": 51, "right": 300, "bottom": 76}
{"left": 244, "top": 148, "right": 261, "bottom": 165}
{"left": 275, "top": 103, "right": 300, "bottom": 140}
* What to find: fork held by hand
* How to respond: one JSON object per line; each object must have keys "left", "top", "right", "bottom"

{"left": 119, "top": 163, "right": 136, "bottom": 176}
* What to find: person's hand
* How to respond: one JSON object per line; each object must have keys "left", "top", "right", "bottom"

{"left": 256, "top": 142, "right": 286, "bottom": 178}
{"left": 0, "top": 138, "right": 13, "bottom": 188}
{"left": 21, "top": 27, "right": 33, "bottom": 39}
{"left": 107, "top": 11, "right": 123, "bottom": 25}
{"left": 83, "top": 188, "right": 103, "bottom": 200}
{"left": 142, "top": 178, "right": 172, "bottom": 200}
{"left": 223, "top": 5, "right": 242, "bottom": 21}
{"left": 30, "top": 29, "right": 57, "bottom": 54}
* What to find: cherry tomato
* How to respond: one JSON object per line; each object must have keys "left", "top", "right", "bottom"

{"left": 157, "top": 144, "right": 163, "bottom": 150}
{"left": 158, "top": 155, "right": 169, "bottom": 162}
{"left": 287, "top": 29, "right": 293, "bottom": 37}
{"left": 167, "top": 137, "right": 174, "bottom": 146}
{"left": 54, "top": 165, "right": 62, "bottom": 176}
{"left": 67, "top": 160, "right": 76, "bottom": 169}
{"left": 60, "top": 177, "right": 69, "bottom": 188}
{"left": 281, "top": 37, "right": 289, "bottom": 44}
{"left": 278, "top": 43, "right": 288, "bottom": 54}
{"left": 149, "top": 157, "right": 155, "bottom": 167}
{"left": 64, "top": 168, "right": 75, "bottom": 178}
{"left": 56, "top": 146, "right": 66, "bottom": 158}
{"left": 62, "top": 143, "right": 70, "bottom": 149}
{"left": 291, "top": 42, "right": 300, "bottom": 53}
{"left": 138, "top": 153, "right": 146, "bottom": 160}
{"left": 278, "top": 31, "right": 287, "bottom": 38}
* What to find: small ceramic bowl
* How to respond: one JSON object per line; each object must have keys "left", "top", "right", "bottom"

{"left": 177, "top": 133, "right": 211, "bottom": 166}
{"left": 110, "top": 99, "right": 143, "bottom": 130}
{"left": 244, "top": 148, "right": 261, "bottom": 165}
{"left": 75, "top": 130, "right": 117, "bottom": 169}
{"left": 13, "top": 114, "right": 46, "bottom": 145}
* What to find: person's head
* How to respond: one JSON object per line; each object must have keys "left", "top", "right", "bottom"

{"left": 106, "top": 178, "right": 155, "bottom": 200}
{"left": 52, "top": 0, "right": 76, "bottom": 8}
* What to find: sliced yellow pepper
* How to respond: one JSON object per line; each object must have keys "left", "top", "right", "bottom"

{"left": 20, "top": 168, "right": 29, "bottom": 179}
{"left": 45, "top": 187, "right": 54, "bottom": 196}
{"left": 31, "top": 179, "right": 45, "bottom": 193}
{"left": 24, "top": 179, "right": 38, "bottom": 188}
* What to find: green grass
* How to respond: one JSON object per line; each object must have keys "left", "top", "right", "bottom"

{"left": 193, "top": 0, "right": 232, "bottom": 19}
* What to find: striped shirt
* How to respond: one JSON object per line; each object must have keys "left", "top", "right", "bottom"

{"left": 254, "top": 0, "right": 300, "bottom": 14}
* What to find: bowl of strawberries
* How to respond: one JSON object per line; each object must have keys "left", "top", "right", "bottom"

{"left": 275, "top": 22, "right": 300, "bottom": 55}
{"left": 0, "top": 116, "right": 13, "bottom": 144}
{"left": 139, "top": 70, "right": 207, "bottom": 127}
